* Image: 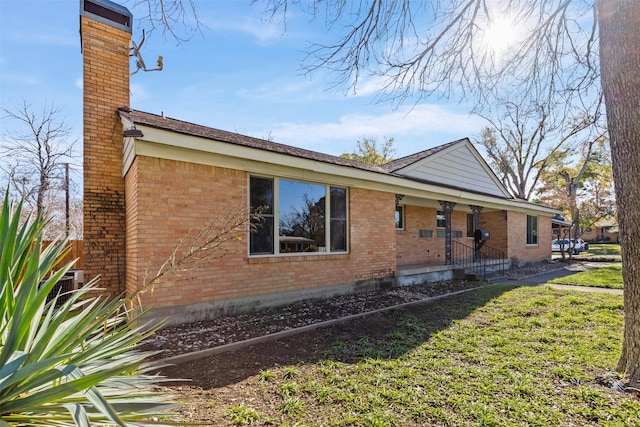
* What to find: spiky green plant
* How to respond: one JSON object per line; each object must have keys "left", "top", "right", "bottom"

{"left": 0, "top": 192, "right": 179, "bottom": 426}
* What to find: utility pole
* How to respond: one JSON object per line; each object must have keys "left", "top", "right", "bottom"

{"left": 65, "top": 163, "right": 70, "bottom": 238}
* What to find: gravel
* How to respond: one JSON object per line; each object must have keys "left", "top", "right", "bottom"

{"left": 140, "top": 261, "right": 565, "bottom": 359}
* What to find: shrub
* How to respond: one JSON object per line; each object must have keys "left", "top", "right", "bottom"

{"left": 0, "top": 193, "right": 178, "bottom": 426}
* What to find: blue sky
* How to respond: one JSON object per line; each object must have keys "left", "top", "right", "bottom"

{"left": 0, "top": 0, "right": 485, "bottom": 159}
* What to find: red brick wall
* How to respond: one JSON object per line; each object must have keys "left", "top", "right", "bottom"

{"left": 397, "top": 205, "right": 552, "bottom": 266}
{"left": 479, "top": 210, "right": 508, "bottom": 252}
{"left": 506, "top": 211, "right": 552, "bottom": 264}
{"left": 580, "top": 227, "right": 618, "bottom": 242}
{"left": 81, "top": 16, "right": 130, "bottom": 297}
{"left": 124, "top": 157, "right": 139, "bottom": 297}
{"left": 126, "top": 156, "right": 396, "bottom": 309}
{"left": 396, "top": 205, "right": 474, "bottom": 266}
{"left": 396, "top": 205, "right": 438, "bottom": 265}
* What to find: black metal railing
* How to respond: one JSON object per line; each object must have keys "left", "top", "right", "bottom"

{"left": 451, "top": 240, "right": 507, "bottom": 280}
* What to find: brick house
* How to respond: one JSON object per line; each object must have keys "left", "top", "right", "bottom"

{"left": 80, "top": 0, "right": 559, "bottom": 324}
{"left": 580, "top": 219, "right": 619, "bottom": 243}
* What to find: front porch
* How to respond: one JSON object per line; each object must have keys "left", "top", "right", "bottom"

{"left": 395, "top": 263, "right": 456, "bottom": 286}
{"left": 395, "top": 256, "right": 512, "bottom": 286}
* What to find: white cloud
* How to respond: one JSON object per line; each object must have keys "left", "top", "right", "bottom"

{"left": 207, "top": 15, "right": 284, "bottom": 44}
{"left": 351, "top": 75, "right": 391, "bottom": 97}
{"left": 237, "top": 17, "right": 284, "bottom": 43}
{"left": 268, "top": 104, "right": 484, "bottom": 155}
{"left": 4, "top": 29, "right": 76, "bottom": 47}
{"left": 0, "top": 73, "right": 41, "bottom": 86}
{"left": 236, "top": 78, "right": 322, "bottom": 103}
{"left": 130, "top": 83, "right": 150, "bottom": 103}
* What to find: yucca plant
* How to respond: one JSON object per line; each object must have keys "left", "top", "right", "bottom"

{"left": 0, "top": 192, "right": 179, "bottom": 426}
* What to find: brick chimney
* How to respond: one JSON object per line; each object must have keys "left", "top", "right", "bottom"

{"left": 80, "top": 0, "right": 132, "bottom": 297}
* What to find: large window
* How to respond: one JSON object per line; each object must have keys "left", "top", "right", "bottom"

{"left": 249, "top": 176, "right": 348, "bottom": 255}
{"left": 526, "top": 215, "right": 538, "bottom": 245}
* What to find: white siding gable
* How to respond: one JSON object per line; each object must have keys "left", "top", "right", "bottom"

{"left": 393, "top": 140, "right": 511, "bottom": 198}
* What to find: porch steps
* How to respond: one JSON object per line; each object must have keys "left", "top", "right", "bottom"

{"left": 454, "top": 266, "right": 506, "bottom": 282}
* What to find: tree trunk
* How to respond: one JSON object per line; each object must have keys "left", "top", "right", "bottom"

{"left": 598, "top": 0, "right": 640, "bottom": 387}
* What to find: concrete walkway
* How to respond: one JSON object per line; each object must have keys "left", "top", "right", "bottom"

{"left": 546, "top": 284, "right": 623, "bottom": 295}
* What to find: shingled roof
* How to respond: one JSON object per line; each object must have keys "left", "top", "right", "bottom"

{"left": 119, "top": 109, "right": 390, "bottom": 175}
{"left": 118, "top": 109, "right": 520, "bottom": 201}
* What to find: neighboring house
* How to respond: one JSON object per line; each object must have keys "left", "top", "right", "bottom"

{"left": 551, "top": 216, "right": 573, "bottom": 240}
{"left": 80, "top": 0, "right": 559, "bottom": 325}
{"left": 551, "top": 215, "right": 619, "bottom": 244}
{"left": 580, "top": 219, "right": 619, "bottom": 243}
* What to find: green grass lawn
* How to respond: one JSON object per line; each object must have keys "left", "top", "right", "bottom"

{"left": 584, "top": 243, "right": 621, "bottom": 256}
{"left": 550, "top": 263, "right": 624, "bottom": 289}
{"left": 205, "top": 285, "right": 639, "bottom": 426}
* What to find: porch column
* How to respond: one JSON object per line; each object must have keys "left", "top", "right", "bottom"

{"left": 469, "top": 205, "right": 483, "bottom": 230}
{"left": 470, "top": 205, "right": 483, "bottom": 261}
{"left": 439, "top": 201, "right": 456, "bottom": 265}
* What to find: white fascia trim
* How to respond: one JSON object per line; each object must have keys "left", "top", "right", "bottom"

{"left": 127, "top": 125, "right": 560, "bottom": 217}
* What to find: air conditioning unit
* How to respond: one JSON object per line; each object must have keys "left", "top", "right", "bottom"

{"left": 69, "top": 270, "right": 84, "bottom": 290}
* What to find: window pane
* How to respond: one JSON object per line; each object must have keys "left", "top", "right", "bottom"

{"left": 279, "top": 180, "right": 326, "bottom": 252}
{"left": 251, "top": 216, "right": 274, "bottom": 254}
{"left": 436, "top": 210, "right": 446, "bottom": 228}
{"left": 250, "top": 177, "right": 273, "bottom": 215}
{"left": 330, "top": 187, "right": 347, "bottom": 219}
{"left": 395, "top": 206, "right": 404, "bottom": 229}
{"left": 330, "top": 219, "right": 347, "bottom": 251}
{"left": 467, "top": 214, "right": 474, "bottom": 237}
{"left": 330, "top": 187, "right": 348, "bottom": 251}
{"left": 526, "top": 215, "right": 538, "bottom": 245}
{"left": 250, "top": 177, "right": 274, "bottom": 254}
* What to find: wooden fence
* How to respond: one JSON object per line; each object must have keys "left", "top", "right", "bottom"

{"left": 44, "top": 240, "right": 83, "bottom": 270}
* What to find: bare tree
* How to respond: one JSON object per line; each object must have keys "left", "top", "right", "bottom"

{"left": 130, "top": 0, "right": 203, "bottom": 42}
{"left": 256, "top": 1, "right": 598, "bottom": 108}
{"left": 0, "top": 101, "right": 78, "bottom": 234}
{"left": 340, "top": 136, "right": 396, "bottom": 165}
{"left": 476, "top": 92, "right": 605, "bottom": 200}
{"left": 43, "top": 191, "right": 84, "bottom": 240}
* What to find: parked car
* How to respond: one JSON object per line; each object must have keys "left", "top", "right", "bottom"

{"left": 551, "top": 239, "right": 585, "bottom": 254}
{"left": 576, "top": 238, "right": 588, "bottom": 251}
